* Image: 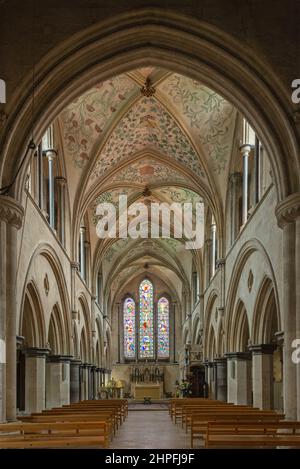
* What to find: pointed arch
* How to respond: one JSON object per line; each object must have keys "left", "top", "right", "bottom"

{"left": 157, "top": 296, "right": 170, "bottom": 359}
{"left": 21, "top": 282, "right": 46, "bottom": 348}
{"left": 252, "top": 276, "right": 280, "bottom": 344}
{"left": 139, "top": 278, "right": 154, "bottom": 359}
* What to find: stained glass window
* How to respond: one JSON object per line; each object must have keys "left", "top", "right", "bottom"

{"left": 157, "top": 297, "right": 170, "bottom": 358}
{"left": 123, "top": 297, "right": 136, "bottom": 358}
{"left": 139, "top": 279, "right": 154, "bottom": 358}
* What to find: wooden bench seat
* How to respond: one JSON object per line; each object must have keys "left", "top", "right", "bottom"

{"left": 0, "top": 421, "right": 109, "bottom": 448}
{"left": 204, "top": 433, "right": 300, "bottom": 449}
{"left": 190, "top": 412, "right": 285, "bottom": 447}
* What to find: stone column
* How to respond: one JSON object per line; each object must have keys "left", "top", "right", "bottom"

{"left": 80, "top": 363, "right": 89, "bottom": 400}
{"left": 46, "top": 355, "right": 71, "bottom": 408}
{"left": 0, "top": 209, "right": 7, "bottom": 422}
{"left": 79, "top": 226, "right": 86, "bottom": 280}
{"left": 70, "top": 359, "right": 81, "bottom": 403}
{"left": 215, "top": 357, "right": 227, "bottom": 401}
{"left": 0, "top": 196, "right": 24, "bottom": 421}
{"left": 25, "top": 348, "right": 49, "bottom": 414}
{"left": 71, "top": 262, "right": 79, "bottom": 319}
{"left": 226, "top": 352, "right": 252, "bottom": 405}
{"left": 56, "top": 177, "right": 67, "bottom": 247}
{"left": 91, "top": 365, "right": 97, "bottom": 400}
{"left": 37, "top": 144, "right": 44, "bottom": 211}
{"left": 276, "top": 193, "right": 300, "bottom": 419}
{"left": 206, "top": 362, "right": 214, "bottom": 399}
{"left": 211, "top": 221, "right": 216, "bottom": 277}
{"left": 96, "top": 368, "right": 101, "bottom": 399}
{"left": 240, "top": 143, "right": 251, "bottom": 226}
{"left": 229, "top": 172, "right": 242, "bottom": 244}
{"left": 45, "top": 150, "right": 57, "bottom": 230}
{"left": 249, "top": 344, "right": 275, "bottom": 410}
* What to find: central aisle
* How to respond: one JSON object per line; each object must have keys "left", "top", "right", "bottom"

{"left": 112, "top": 410, "right": 190, "bottom": 449}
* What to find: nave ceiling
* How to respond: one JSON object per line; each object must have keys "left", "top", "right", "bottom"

{"left": 54, "top": 67, "right": 239, "bottom": 304}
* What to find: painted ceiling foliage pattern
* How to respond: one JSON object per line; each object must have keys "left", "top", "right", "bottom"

{"left": 153, "top": 187, "right": 203, "bottom": 204}
{"left": 158, "top": 74, "right": 236, "bottom": 174}
{"left": 59, "top": 75, "right": 137, "bottom": 168}
{"left": 110, "top": 158, "right": 189, "bottom": 185}
{"left": 56, "top": 69, "right": 239, "bottom": 295}
{"left": 90, "top": 97, "right": 205, "bottom": 183}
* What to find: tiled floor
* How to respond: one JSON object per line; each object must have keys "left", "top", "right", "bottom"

{"left": 112, "top": 410, "right": 190, "bottom": 449}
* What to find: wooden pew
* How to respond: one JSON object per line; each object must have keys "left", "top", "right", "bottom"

{"left": 171, "top": 399, "right": 224, "bottom": 424}
{"left": 204, "top": 421, "right": 300, "bottom": 448}
{"left": 190, "top": 411, "right": 285, "bottom": 448}
{"left": 0, "top": 421, "right": 110, "bottom": 448}
{"left": 20, "top": 413, "right": 115, "bottom": 438}
{"left": 182, "top": 404, "right": 256, "bottom": 432}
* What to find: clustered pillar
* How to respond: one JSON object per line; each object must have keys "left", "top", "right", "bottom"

{"left": 0, "top": 196, "right": 24, "bottom": 422}
{"left": 276, "top": 193, "right": 300, "bottom": 419}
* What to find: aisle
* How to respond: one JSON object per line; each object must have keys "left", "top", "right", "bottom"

{"left": 112, "top": 410, "right": 190, "bottom": 449}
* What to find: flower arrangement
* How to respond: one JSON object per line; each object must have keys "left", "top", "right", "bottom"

{"left": 176, "top": 379, "right": 192, "bottom": 397}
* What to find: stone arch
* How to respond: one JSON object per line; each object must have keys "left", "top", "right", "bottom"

{"left": 19, "top": 243, "right": 72, "bottom": 354}
{"left": 80, "top": 328, "right": 89, "bottom": 363}
{"left": 72, "top": 322, "right": 79, "bottom": 360}
{"left": 230, "top": 300, "right": 250, "bottom": 353}
{"left": 78, "top": 294, "right": 91, "bottom": 363}
{"left": 20, "top": 281, "right": 46, "bottom": 348}
{"left": 2, "top": 10, "right": 298, "bottom": 234}
{"left": 225, "top": 238, "right": 279, "bottom": 350}
{"left": 207, "top": 326, "right": 217, "bottom": 362}
{"left": 94, "top": 316, "right": 103, "bottom": 367}
{"left": 216, "top": 322, "right": 225, "bottom": 358}
{"left": 192, "top": 316, "right": 201, "bottom": 344}
{"left": 252, "top": 276, "right": 281, "bottom": 344}
{"left": 47, "top": 304, "right": 66, "bottom": 355}
{"left": 203, "top": 289, "right": 219, "bottom": 358}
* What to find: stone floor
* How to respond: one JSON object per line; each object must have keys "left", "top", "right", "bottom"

{"left": 111, "top": 410, "right": 191, "bottom": 449}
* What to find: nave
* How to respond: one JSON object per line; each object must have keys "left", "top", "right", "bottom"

{"left": 0, "top": 2, "right": 300, "bottom": 452}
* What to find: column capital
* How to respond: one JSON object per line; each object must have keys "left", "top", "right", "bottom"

{"left": 248, "top": 344, "right": 276, "bottom": 355}
{"left": 25, "top": 347, "right": 50, "bottom": 358}
{"left": 214, "top": 357, "right": 227, "bottom": 365}
{"left": 216, "top": 258, "right": 225, "bottom": 268}
{"left": 225, "top": 352, "right": 252, "bottom": 361}
{"left": 275, "top": 193, "right": 300, "bottom": 228}
{"left": 47, "top": 354, "right": 73, "bottom": 363}
{"left": 55, "top": 177, "right": 67, "bottom": 186}
{"left": 239, "top": 143, "right": 252, "bottom": 155}
{"left": 0, "top": 196, "right": 24, "bottom": 229}
{"left": 71, "top": 261, "right": 80, "bottom": 271}
{"left": 70, "top": 359, "right": 82, "bottom": 366}
{"left": 80, "top": 226, "right": 86, "bottom": 233}
{"left": 44, "top": 149, "right": 57, "bottom": 160}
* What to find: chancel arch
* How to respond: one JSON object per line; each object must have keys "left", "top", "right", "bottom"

{"left": 1, "top": 3, "right": 299, "bottom": 433}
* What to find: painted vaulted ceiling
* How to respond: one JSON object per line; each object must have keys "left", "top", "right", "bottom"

{"left": 56, "top": 67, "right": 239, "bottom": 295}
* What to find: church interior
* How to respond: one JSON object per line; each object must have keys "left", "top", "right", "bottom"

{"left": 0, "top": 0, "right": 300, "bottom": 449}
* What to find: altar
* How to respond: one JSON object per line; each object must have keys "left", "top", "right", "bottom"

{"left": 130, "top": 365, "right": 164, "bottom": 399}
{"left": 133, "top": 383, "right": 162, "bottom": 399}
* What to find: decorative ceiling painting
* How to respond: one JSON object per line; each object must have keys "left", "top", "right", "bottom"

{"left": 110, "top": 158, "right": 189, "bottom": 185}
{"left": 158, "top": 74, "right": 237, "bottom": 175}
{"left": 59, "top": 75, "right": 137, "bottom": 168}
{"left": 56, "top": 68, "right": 239, "bottom": 295}
{"left": 89, "top": 96, "right": 205, "bottom": 183}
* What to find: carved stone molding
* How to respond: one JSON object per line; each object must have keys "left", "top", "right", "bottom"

{"left": 275, "top": 193, "right": 300, "bottom": 228}
{"left": 0, "top": 195, "right": 24, "bottom": 229}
